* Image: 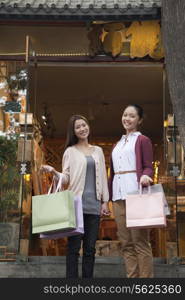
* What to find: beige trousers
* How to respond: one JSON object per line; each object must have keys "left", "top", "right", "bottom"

{"left": 113, "top": 200, "right": 154, "bottom": 278}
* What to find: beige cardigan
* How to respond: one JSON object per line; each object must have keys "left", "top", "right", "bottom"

{"left": 61, "top": 145, "right": 109, "bottom": 202}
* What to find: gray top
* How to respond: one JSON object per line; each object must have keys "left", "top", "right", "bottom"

{"left": 82, "top": 156, "right": 101, "bottom": 215}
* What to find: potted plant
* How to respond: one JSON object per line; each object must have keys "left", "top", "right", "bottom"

{"left": 0, "top": 135, "right": 21, "bottom": 253}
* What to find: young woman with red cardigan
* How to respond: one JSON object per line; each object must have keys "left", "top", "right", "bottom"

{"left": 109, "top": 104, "right": 154, "bottom": 278}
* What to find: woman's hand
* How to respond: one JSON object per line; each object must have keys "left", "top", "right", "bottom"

{"left": 40, "top": 165, "right": 61, "bottom": 180}
{"left": 140, "top": 175, "right": 153, "bottom": 186}
{"left": 101, "top": 202, "right": 111, "bottom": 217}
{"left": 40, "top": 164, "right": 55, "bottom": 173}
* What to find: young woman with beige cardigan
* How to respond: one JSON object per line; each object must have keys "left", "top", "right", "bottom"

{"left": 41, "top": 115, "right": 110, "bottom": 278}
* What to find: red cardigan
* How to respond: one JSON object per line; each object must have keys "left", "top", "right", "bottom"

{"left": 108, "top": 135, "right": 153, "bottom": 200}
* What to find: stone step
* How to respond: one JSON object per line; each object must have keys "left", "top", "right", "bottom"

{"left": 0, "top": 256, "right": 182, "bottom": 278}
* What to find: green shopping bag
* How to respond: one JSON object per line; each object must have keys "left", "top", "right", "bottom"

{"left": 32, "top": 175, "right": 76, "bottom": 234}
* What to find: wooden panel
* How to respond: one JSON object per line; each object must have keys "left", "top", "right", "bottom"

{"left": 19, "top": 239, "right": 29, "bottom": 256}
{"left": 150, "top": 228, "right": 167, "bottom": 257}
{"left": 17, "top": 139, "right": 33, "bottom": 161}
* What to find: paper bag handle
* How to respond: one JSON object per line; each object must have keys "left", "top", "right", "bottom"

{"left": 139, "top": 184, "right": 151, "bottom": 196}
{"left": 48, "top": 173, "right": 64, "bottom": 195}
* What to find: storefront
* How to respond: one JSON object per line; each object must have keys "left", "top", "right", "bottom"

{"left": 0, "top": 0, "right": 185, "bottom": 269}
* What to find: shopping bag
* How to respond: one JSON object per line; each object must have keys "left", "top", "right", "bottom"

{"left": 126, "top": 184, "right": 168, "bottom": 229}
{"left": 32, "top": 174, "right": 76, "bottom": 234}
{"left": 40, "top": 195, "right": 84, "bottom": 239}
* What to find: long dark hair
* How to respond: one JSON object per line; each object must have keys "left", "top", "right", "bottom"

{"left": 64, "top": 115, "right": 90, "bottom": 151}
{"left": 126, "top": 104, "right": 144, "bottom": 120}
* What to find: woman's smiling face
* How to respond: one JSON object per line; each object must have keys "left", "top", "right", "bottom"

{"left": 74, "top": 119, "right": 90, "bottom": 141}
{"left": 122, "top": 106, "right": 142, "bottom": 133}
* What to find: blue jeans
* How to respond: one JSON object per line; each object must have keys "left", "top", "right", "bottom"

{"left": 66, "top": 214, "right": 100, "bottom": 278}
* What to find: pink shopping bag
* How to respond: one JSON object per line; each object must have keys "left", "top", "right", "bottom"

{"left": 125, "top": 184, "right": 168, "bottom": 229}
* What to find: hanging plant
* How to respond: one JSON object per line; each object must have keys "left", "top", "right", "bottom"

{"left": 17, "top": 69, "right": 27, "bottom": 90}
{"left": 4, "top": 69, "right": 27, "bottom": 113}
{"left": 6, "top": 75, "right": 18, "bottom": 91}
{"left": 6, "top": 69, "right": 27, "bottom": 92}
{"left": 4, "top": 101, "right": 21, "bottom": 113}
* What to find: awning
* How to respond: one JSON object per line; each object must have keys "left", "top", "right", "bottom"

{"left": 0, "top": 0, "right": 161, "bottom": 21}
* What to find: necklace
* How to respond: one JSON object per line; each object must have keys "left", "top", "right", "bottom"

{"left": 124, "top": 135, "right": 129, "bottom": 144}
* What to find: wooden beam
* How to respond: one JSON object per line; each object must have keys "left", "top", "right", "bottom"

{"left": 162, "top": 0, "right": 185, "bottom": 151}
